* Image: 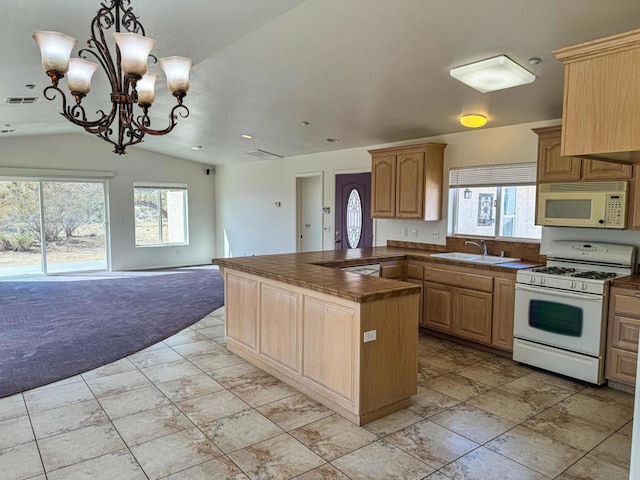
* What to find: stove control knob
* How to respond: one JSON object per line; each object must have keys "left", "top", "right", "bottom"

{"left": 529, "top": 276, "right": 536, "bottom": 283}
{"left": 570, "top": 281, "right": 576, "bottom": 289}
{"left": 539, "top": 278, "right": 545, "bottom": 285}
{"left": 581, "top": 283, "right": 588, "bottom": 290}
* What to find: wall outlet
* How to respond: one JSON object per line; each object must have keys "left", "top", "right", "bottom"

{"left": 431, "top": 230, "right": 439, "bottom": 239}
{"left": 363, "top": 330, "right": 377, "bottom": 343}
{"left": 402, "top": 228, "right": 408, "bottom": 237}
{"left": 412, "top": 228, "right": 419, "bottom": 238}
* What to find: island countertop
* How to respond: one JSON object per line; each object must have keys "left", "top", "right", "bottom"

{"left": 211, "top": 247, "right": 541, "bottom": 303}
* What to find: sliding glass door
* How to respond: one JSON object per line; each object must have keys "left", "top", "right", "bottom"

{"left": 0, "top": 179, "right": 108, "bottom": 277}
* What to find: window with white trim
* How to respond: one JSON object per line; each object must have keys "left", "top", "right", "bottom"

{"left": 449, "top": 163, "right": 541, "bottom": 240}
{"left": 134, "top": 182, "right": 188, "bottom": 246}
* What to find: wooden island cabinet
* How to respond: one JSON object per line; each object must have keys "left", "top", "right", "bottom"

{"left": 220, "top": 266, "right": 419, "bottom": 426}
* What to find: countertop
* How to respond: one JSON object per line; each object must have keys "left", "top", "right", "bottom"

{"left": 612, "top": 274, "right": 640, "bottom": 290}
{"left": 212, "top": 247, "right": 541, "bottom": 303}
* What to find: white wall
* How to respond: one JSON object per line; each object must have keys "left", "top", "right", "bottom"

{"left": 215, "top": 119, "right": 563, "bottom": 257}
{"left": 0, "top": 134, "right": 216, "bottom": 270}
{"left": 297, "top": 175, "right": 323, "bottom": 252}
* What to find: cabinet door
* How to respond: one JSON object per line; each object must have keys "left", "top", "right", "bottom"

{"left": 491, "top": 278, "right": 515, "bottom": 351}
{"left": 583, "top": 159, "right": 632, "bottom": 180}
{"left": 260, "top": 284, "right": 300, "bottom": 372}
{"left": 627, "top": 167, "right": 640, "bottom": 229}
{"left": 537, "top": 131, "right": 581, "bottom": 182}
{"left": 455, "top": 288, "right": 493, "bottom": 345}
{"left": 423, "top": 282, "right": 454, "bottom": 334}
{"left": 225, "top": 273, "right": 259, "bottom": 350}
{"left": 371, "top": 155, "right": 396, "bottom": 218}
{"left": 395, "top": 152, "right": 424, "bottom": 218}
{"left": 406, "top": 278, "right": 423, "bottom": 326}
{"left": 606, "top": 347, "right": 638, "bottom": 386}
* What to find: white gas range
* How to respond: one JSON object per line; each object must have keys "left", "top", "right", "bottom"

{"left": 513, "top": 241, "right": 635, "bottom": 385}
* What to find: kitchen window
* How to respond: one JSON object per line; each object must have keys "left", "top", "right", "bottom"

{"left": 450, "top": 163, "right": 541, "bottom": 240}
{"left": 134, "top": 182, "right": 189, "bottom": 246}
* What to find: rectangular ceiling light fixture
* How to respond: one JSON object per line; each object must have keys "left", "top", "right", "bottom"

{"left": 450, "top": 55, "right": 535, "bottom": 93}
{"left": 245, "top": 149, "right": 283, "bottom": 160}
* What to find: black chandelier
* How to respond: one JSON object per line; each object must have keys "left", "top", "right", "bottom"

{"left": 33, "top": 0, "right": 192, "bottom": 154}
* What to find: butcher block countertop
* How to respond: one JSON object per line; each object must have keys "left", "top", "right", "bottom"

{"left": 212, "top": 247, "right": 541, "bottom": 303}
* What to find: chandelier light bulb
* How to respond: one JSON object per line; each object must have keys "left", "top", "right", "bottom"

{"left": 159, "top": 56, "right": 193, "bottom": 94}
{"left": 137, "top": 72, "right": 157, "bottom": 106}
{"left": 66, "top": 58, "right": 98, "bottom": 95}
{"left": 112, "top": 32, "right": 156, "bottom": 78}
{"left": 32, "top": 31, "right": 78, "bottom": 74}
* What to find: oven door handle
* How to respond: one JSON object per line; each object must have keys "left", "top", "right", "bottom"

{"left": 515, "top": 283, "right": 603, "bottom": 301}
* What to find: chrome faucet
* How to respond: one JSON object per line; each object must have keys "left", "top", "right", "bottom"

{"left": 465, "top": 240, "right": 488, "bottom": 255}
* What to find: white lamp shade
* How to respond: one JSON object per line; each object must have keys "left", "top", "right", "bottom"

{"left": 66, "top": 58, "right": 98, "bottom": 94}
{"left": 32, "top": 31, "right": 78, "bottom": 74}
{"left": 159, "top": 56, "right": 193, "bottom": 94}
{"left": 450, "top": 55, "right": 535, "bottom": 93}
{"left": 112, "top": 32, "right": 156, "bottom": 77}
{"left": 137, "top": 72, "right": 157, "bottom": 105}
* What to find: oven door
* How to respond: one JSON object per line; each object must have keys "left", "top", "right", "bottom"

{"left": 514, "top": 283, "right": 606, "bottom": 356}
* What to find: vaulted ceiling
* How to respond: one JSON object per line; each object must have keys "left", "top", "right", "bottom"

{"left": 2, "top": 0, "right": 640, "bottom": 165}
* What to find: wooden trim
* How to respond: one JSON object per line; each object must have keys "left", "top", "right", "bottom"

{"left": 553, "top": 28, "right": 640, "bottom": 63}
{"left": 368, "top": 142, "right": 446, "bottom": 155}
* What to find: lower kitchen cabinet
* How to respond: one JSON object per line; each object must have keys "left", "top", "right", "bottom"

{"left": 606, "top": 286, "right": 640, "bottom": 386}
{"left": 421, "top": 264, "right": 517, "bottom": 351}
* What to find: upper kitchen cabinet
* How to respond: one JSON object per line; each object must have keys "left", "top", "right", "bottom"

{"left": 369, "top": 143, "right": 446, "bottom": 220}
{"left": 533, "top": 126, "right": 632, "bottom": 182}
{"left": 553, "top": 28, "right": 640, "bottom": 163}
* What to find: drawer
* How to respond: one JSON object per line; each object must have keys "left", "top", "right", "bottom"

{"left": 406, "top": 263, "right": 424, "bottom": 280}
{"left": 606, "top": 347, "right": 638, "bottom": 386}
{"left": 380, "top": 263, "right": 403, "bottom": 279}
{"left": 611, "top": 290, "right": 640, "bottom": 318}
{"left": 610, "top": 316, "right": 640, "bottom": 352}
{"left": 424, "top": 267, "right": 493, "bottom": 293}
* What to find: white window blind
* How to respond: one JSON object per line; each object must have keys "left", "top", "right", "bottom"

{"left": 133, "top": 181, "right": 187, "bottom": 190}
{"left": 449, "top": 163, "right": 536, "bottom": 187}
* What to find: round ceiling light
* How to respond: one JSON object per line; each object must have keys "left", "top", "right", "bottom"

{"left": 241, "top": 134, "right": 253, "bottom": 139}
{"left": 460, "top": 114, "right": 488, "bottom": 128}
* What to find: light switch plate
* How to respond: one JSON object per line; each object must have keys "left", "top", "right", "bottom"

{"left": 364, "top": 330, "right": 377, "bottom": 343}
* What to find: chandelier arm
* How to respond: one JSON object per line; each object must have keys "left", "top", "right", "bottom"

{"left": 88, "top": 7, "right": 120, "bottom": 91}
{"left": 119, "top": 2, "right": 145, "bottom": 35}
{"left": 135, "top": 104, "right": 190, "bottom": 136}
{"left": 43, "top": 84, "right": 69, "bottom": 114}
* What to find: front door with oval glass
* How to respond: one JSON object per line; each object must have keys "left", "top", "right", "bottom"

{"left": 335, "top": 173, "right": 373, "bottom": 249}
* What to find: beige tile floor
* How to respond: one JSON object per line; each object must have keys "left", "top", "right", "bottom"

{"left": 0, "top": 307, "right": 634, "bottom": 480}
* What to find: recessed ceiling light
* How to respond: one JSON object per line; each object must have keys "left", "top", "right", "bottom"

{"left": 460, "top": 114, "right": 488, "bottom": 128}
{"left": 450, "top": 55, "right": 535, "bottom": 93}
{"left": 25, "top": 84, "right": 36, "bottom": 89}
{"left": 326, "top": 138, "right": 339, "bottom": 143}
{"left": 301, "top": 121, "right": 310, "bottom": 126}
{"left": 241, "top": 134, "right": 253, "bottom": 139}
{"left": 190, "top": 145, "right": 202, "bottom": 151}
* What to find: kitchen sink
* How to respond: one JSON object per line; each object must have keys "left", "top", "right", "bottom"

{"left": 430, "top": 252, "right": 521, "bottom": 264}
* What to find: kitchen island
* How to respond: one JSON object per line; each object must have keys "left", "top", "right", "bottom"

{"left": 212, "top": 248, "right": 421, "bottom": 425}
{"left": 212, "top": 246, "right": 539, "bottom": 425}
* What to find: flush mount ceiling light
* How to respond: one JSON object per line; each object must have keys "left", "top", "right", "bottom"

{"left": 460, "top": 114, "right": 488, "bottom": 128}
{"left": 450, "top": 55, "right": 535, "bottom": 93}
{"left": 190, "top": 145, "right": 202, "bottom": 151}
{"left": 32, "top": 1, "right": 193, "bottom": 155}
{"left": 241, "top": 134, "right": 253, "bottom": 139}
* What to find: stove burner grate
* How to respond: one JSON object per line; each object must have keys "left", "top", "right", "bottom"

{"left": 571, "top": 271, "right": 617, "bottom": 280}
{"left": 531, "top": 266, "right": 576, "bottom": 275}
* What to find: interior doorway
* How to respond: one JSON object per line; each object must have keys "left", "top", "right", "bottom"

{"left": 295, "top": 173, "right": 323, "bottom": 252}
{"left": 0, "top": 178, "right": 109, "bottom": 277}
{"left": 335, "top": 173, "right": 373, "bottom": 249}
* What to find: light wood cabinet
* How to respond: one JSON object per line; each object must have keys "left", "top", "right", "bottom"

{"left": 421, "top": 264, "right": 516, "bottom": 351}
{"left": 492, "top": 278, "right": 515, "bottom": 351}
{"left": 406, "top": 262, "right": 424, "bottom": 325}
{"left": 533, "top": 126, "right": 632, "bottom": 182}
{"left": 223, "top": 268, "right": 419, "bottom": 426}
{"left": 371, "top": 155, "right": 396, "bottom": 218}
{"left": 606, "top": 287, "right": 640, "bottom": 386}
{"left": 424, "top": 282, "right": 455, "bottom": 334}
{"left": 369, "top": 143, "right": 446, "bottom": 220}
{"left": 553, "top": 29, "right": 640, "bottom": 163}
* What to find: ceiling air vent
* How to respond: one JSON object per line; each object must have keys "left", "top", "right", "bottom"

{"left": 6, "top": 97, "right": 38, "bottom": 104}
{"left": 245, "top": 149, "right": 283, "bottom": 160}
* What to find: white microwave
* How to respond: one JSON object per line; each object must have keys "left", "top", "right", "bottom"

{"left": 537, "top": 181, "right": 628, "bottom": 229}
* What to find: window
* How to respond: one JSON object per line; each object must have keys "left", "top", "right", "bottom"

{"left": 449, "top": 163, "right": 541, "bottom": 239}
{"left": 134, "top": 182, "right": 188, "bottom": 246}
